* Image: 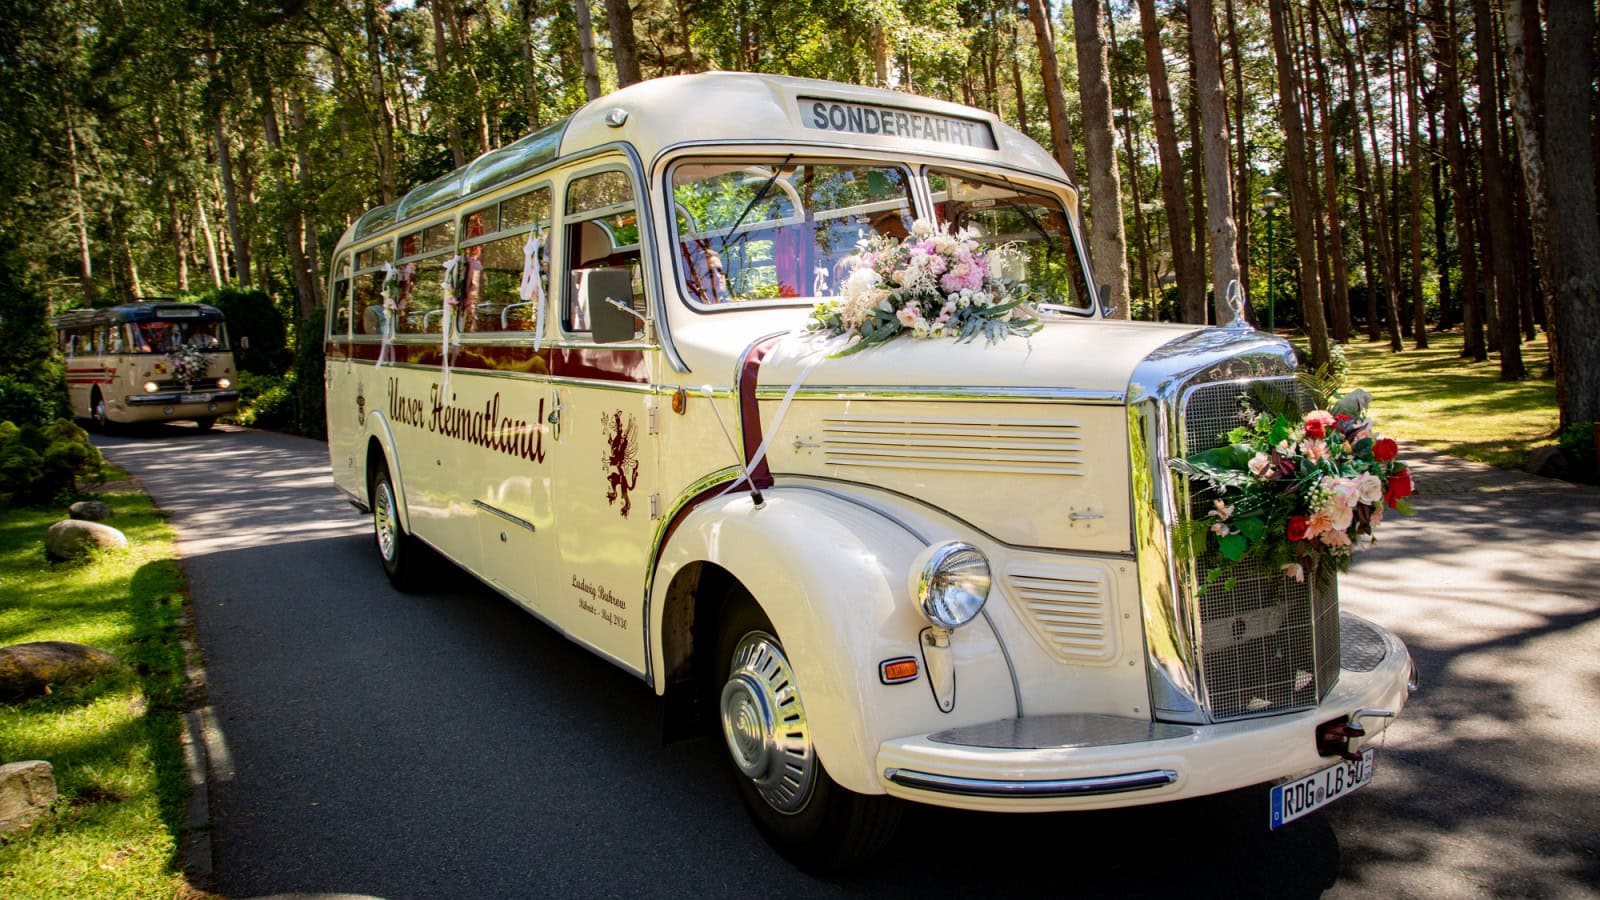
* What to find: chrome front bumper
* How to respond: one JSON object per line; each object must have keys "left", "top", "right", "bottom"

{"left": 876, "top": 613, "right": 1414, "bottom": 812}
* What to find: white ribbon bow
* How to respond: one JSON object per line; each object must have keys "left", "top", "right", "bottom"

{"left": 377, "top": 262, "right": 400, "bottom": 367}
{"left": 439, "top": 255, "right": 462, "bottom": 398}
{"left": 519, "top": 232, "right": 546, "bottom": 350}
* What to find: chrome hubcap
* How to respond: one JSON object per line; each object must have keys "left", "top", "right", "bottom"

{"left": 721, "top": 631, "right": 815, "bottom": 814}
{"left": 374, "top": 480, "right": 398, "bottom": 562}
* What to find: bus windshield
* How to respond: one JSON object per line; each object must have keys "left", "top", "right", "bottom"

{"left": 929, "top": 168, "right": 1094, "bottom": 312}
{"left": 670, "top": 160, "right": 915, "bottom": 305}
{"left": 127, "top": 320, "right": 230, "bottom": 354}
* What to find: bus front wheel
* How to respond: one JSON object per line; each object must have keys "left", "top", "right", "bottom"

{"left": 715, "top": 597, "right": 902, "bottom": 872}
{"left": 90, "top": 390, "right": 113, "bottom": 433}
{"left": 370, "top": 463, "right": 422, "bottom": 592}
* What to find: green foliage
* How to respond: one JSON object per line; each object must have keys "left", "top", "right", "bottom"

{"left": 0, "top": 376, "right": 61, "bottom": 429}
{"left": 190, "top": 285, "right": 291, "bottom": 374}
{"left": 1558, "top": 422, "right": 1597, "bottom": 483}
{"left": 291, "top": 306, "right": 326, "bottom": 439}
{"left": 0, "top": 418, "right": 105, "bottom": 505}
{"left": 0, "top": 489, "right": 192, "bottom": 898}
{"left": 233, "top": 372, "right": 295, "bottom": 430}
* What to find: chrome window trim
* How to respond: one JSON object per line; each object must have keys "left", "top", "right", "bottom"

{"left": 884, "top": 767, "right": 1177, "bottom": 798}
{"left": 753, "top": 385, "right": 1126, "bottom": 404}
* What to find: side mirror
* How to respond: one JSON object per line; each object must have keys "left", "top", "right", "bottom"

{"left": 584, "top": 268, "right": 643, "bottom": 344}
{"left": 1098, "top": 283, "right": 1118, "bottom": 319}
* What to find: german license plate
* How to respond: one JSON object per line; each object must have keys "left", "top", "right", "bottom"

{"left": 1269, "top": 747, "right": 1376, "bottom": 829}
{"left": 180, "top": 392, "right": 212, "bottom": 403}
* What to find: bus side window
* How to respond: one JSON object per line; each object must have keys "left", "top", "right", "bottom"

{"left": 462, "top": 186, "right": 551, "bottom": 334}
{"left": 353, "top": 272, "right": 383, "bottom": 335}
{"left": 563, "top": 170, "right": 644, "bottom": 336}
{"left": 332, "top": 254, "right": 354, "bottom": 337}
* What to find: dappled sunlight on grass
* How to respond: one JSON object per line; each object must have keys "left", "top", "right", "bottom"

{"left": 0, "top": 492, "right": 194, "bottom": 899}
{"left": 1341, "top": 331, "right": 1558, "bottom": 468}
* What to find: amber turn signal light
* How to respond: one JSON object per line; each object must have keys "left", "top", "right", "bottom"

{"left": 879, "top": 657, "right": 919, "bottom": 684}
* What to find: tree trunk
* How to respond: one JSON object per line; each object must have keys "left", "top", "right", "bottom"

{"left": 1225, "top": 0, "right": 1250, "bottom": 307}
{"left": 872, "top": 23, "right": 890, "bottom": 88}
{"left": 291, "top": 93, "right": 323, "bottom": 310}
{"left": 1190, "top": 0, "right": 1243, "bottom": 324}
{"left": 1135, "top": 0, "right": 1205, "bottom": 323}
{"left": 1503, "top": 0, "right": 1556, "bottom": 355}
{"left": 1026, "top": 0, "right": 1079, "bottom": 180}
{"left": 1188, "top": 83, "right": 1208, "bottom": 307}
{"left": 362, "top": 0, "right": 398, "bottom": 202}
{"left": 210, "top": 99, "right": 250, "bottom": 285}
{"left": 1431, "top": 0, "right": 1487, "bottom": 358}
{"left": 1073, "top": 0, "right": 1131, "bottom": 317}
{"left": 1349, "top": 0, "right": 1404, "bottom": 351}
{"left": 518, "top": 0, "right": 543, "bottom": 129}
{"left": 64, "top": 105, "right": 95, "bottom": 306}
{"left": 1405, "top": 7, "right": 1430, "bottom": 349}
{"left": 604, "top": 0, "right": 643, "bottom": 87}
{"left": 1010, "top": 20, "right": 1029, "bottom": 135}
{"left": 429, "top": 0, "right": 468, "bottom": 168}
{"left": 259, "top": 78, "right": 317, "bottom": 318}
{"left": 1268, "top": 0, "right": 1331, "bottom": 367}
{"left": 1473, "top": 0, "right": 1526, "bottom": 378}
{"left": 1427, "top": 95, "right": 1452, "bottom": 330}
{"left": 1541, "top": 0, "right": 1600, "bottom": 427}
{"left": 575, "top": 0, "right": 603, "bottom": 101}
{"left": 1323, "top": 0, "right": 1383, "bottom": 342}
{"left": 195, "top": 189, "right": 222, "bottom": 289}
{"left": 1293, "top": 4, "right": 1337, "bottom": 345}
{"left": 1309, "top": 0, "right": 1352, "bottom": 341}
{"left": 1107, "top": 3, "right": 1153, "bottom": 315}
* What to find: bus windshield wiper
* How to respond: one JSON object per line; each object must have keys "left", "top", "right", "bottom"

{"left": 716, "top": 154, "right": 795, "bottom": 262}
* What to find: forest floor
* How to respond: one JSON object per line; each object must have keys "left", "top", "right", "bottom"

{"left": 0, "top": 485, "right": 201, "bottom": 899}
{"left": 1338, "top": 328, "right": 1558, "bottom": 469}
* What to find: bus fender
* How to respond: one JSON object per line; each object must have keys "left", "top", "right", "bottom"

{"left": 649, "top": 487, "right": 1015, "bottom": 795}
{"left": 364, "top": 411, "right": 413, "bottom": 534}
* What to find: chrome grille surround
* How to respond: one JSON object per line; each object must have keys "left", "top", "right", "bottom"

{"left": 1180, "top": 378, "right": 1341, "bottom": 721}
{"left": 1126, "top": 326, "right": 1318, "bottom": 725}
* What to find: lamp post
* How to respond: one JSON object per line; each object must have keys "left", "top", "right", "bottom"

{"left": 1261, "top": 187, "right": 1283, "bottom": 335}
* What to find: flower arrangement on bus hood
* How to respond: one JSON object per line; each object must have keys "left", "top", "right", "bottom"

{"left": 1170, "top": 384, "right": 1414, "bottom": 588}
{"left": 166, "top": 343, "right": 207, "bottom": 387}
{"left": 806, "top": 218, "right": 1040, "bottom": 356}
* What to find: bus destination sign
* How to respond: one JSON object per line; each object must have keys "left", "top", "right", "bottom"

{"left": 798, "top": 98, "right": 998, "bottom": 150}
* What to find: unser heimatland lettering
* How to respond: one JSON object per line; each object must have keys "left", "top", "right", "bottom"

{"left": 386, "top": 377, "right": 546, "bottom": 463}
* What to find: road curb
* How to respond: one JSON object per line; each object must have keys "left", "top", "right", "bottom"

{"left": 178, "top": 637, "right": 216, "bottom": 887}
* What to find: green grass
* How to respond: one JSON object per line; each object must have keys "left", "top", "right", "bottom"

{"left": 0, "top": 491, "right": 198, "bottom": 899}
{"left": 1337, "top": 330, "right": 1559, "bottom": 469}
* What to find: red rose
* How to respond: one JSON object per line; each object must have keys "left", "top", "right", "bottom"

{"left": 1384, "top": 467, "right": 1413, "bottom": 508}
{"left": 1374, "top": 437, "right": 1399, "bottom": 462}
{"left": 1287, "top": 515, "right": 1309, "bottom": 541}
{"left": 1303, "top": 419, "right": 1326, "bottom": 439}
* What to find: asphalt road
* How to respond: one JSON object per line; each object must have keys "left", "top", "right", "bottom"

{"left": 94, "top": 424, "right": 1600, "bottom": 899}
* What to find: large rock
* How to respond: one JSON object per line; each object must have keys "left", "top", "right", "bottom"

{"left": 67, "top": 500, "right": 113, "bottom": 521}
{"left": 1523, "top": 445, "right": 1571, "bottom": 479}
{"left": 44, "top": 519, "right": 128, "bottom": 560}
{"left": 0, "top": 761, "right": 56, "bottom": 834}
{"left": 0, "top": 642, "right": 120, "bottom": 702}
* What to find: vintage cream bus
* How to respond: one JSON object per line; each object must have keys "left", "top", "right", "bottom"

{"left": 324, "top": 73, "right": 1414, "bottom": 868}
{"left": 56, "top": 302, "right": 239, "bottom": 431}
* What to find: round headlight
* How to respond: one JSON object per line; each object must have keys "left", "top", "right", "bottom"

{"left": 217, "top": 378, "right": 232, "bottom": 389}
{"left": 910, "top": 542, "right": 991, "bottom": 629}
{"left": 143, "top": 381, "right": 158, "bottom": 393}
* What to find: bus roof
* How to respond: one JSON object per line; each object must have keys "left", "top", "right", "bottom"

{"left": 338, "top": 72, "right": 1064, "bottom": 250}
{"left": 53, "top": 302, "right": 226, "bottom": 329}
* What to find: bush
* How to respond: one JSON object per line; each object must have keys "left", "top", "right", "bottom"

{"left": 190, "top": 286, "right": 291, "bottom": 375}
{"left": 292, "top": 307, "right": 326, "bottom": 440}
{"left": 233, "top": 373, "right": 296, "bottom": 430}
{"left": 0, "top": 418, "right": 104, "bottom": 505}
{"left": 1558, "top": 421, "right": 1597, "bottom": 484}
{"left": 0, "top": 377, "right": 56, "bottom": 429}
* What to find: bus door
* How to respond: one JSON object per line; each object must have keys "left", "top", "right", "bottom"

{"left": 451, "top": 185, "right": 560, "bottom": 614}
{"left": 548, "top": 165, "right": 658, "bottom": 672}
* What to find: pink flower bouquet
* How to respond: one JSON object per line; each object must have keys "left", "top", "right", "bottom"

{"left": 807, "top": 219, "right": 1039, "bottom": 355}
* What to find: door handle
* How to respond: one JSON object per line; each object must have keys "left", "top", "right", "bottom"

{"left": 547, "top": 392, "right": 562, "bottom": 441}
